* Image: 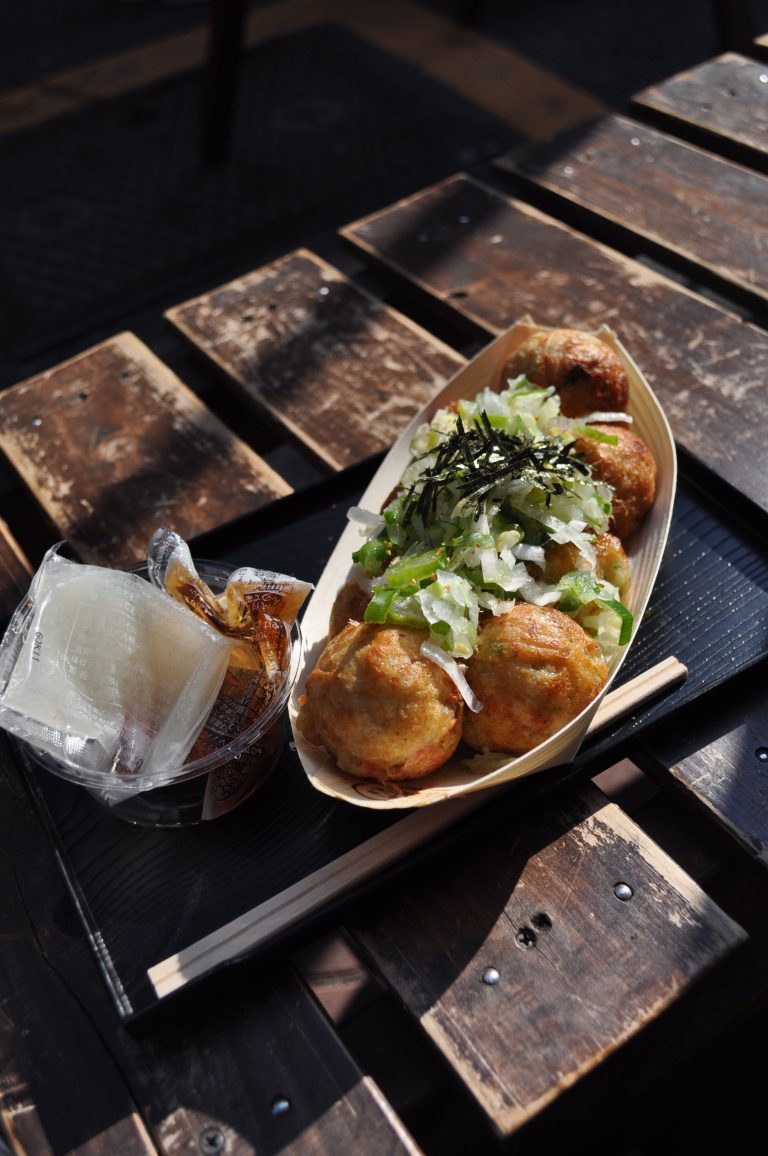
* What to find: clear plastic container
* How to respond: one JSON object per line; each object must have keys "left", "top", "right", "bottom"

{"left": 25, "top": 561, "right": 303, "bottom": 827}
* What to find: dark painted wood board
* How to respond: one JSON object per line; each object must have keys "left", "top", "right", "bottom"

{"left": 350, "top": 785, "right": 744, "bottom": 1137}
{"left": 166, "top": 249, "right": 466, "bottom": 472}
{"left": 0, "top": 729, "right": 161, "bottom": 1156}
{"left": 0, "top": 733, "right": 421, "bottom": 1156}
{"left": 0, "top": 516, "right": 31, "bottom": 623}
{"left": 340, "top": 173, "right": 768, "bottom": 516}
{"left": 0, "top": 333, "right": 292, "bottom": 569}
{"left": 636, "top": 664, "right": 768, "bottom": 865}
{"left": 494, "top": 114, "right": 768, "bottom": 308}
{"left": 632, "top": 53, "right": 768, "bottom": 167}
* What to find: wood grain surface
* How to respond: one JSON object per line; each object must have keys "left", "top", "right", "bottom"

{"left": 495, "top": 114, "right": 768, "bottom": 307}
{"left": 0, "top": 333, "right": 292, "bottom": 568}
{"left": 632, "top": 53, "right": 768, "bottom": 167}
{"left": 166, "top": 249, "right": 465, "bottom": 471}
{"left": 0, "top": 732, "right": 421, "bottom": 1156}
{"left": 350, "top": 785, "right": 744, "bottom": 1137}
{"left": 341, "top": 173, "right": 768, "bottom": 515}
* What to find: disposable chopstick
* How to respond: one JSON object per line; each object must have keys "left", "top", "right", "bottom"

{"left": 148, "top": 655, "right": 687, "bottom": 999}
{"left": 586, "top": 656, "right": 688, "bottom": 735}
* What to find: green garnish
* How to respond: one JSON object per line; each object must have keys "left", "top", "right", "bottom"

{"left": 351, "top": 382, "right": 633, "bottom": 660}
{"left": 402, "top": 413, "right": 589, "bottom": 527}
{"left": 557, "top": 571, "right": 633, "bottom": 645}
{"left": 352, "top": 536, "right": 392, "bottom": 577}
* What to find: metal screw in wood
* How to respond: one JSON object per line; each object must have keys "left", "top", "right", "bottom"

{"left": 199, "top": 1127, "right": 225, "bottom": 1154}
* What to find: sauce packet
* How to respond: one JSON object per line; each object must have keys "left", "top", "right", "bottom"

{"left": 146, "top": 529, "right": 313, "bottom": 763}
{"left": 146, "top": 528, "right": 312, "bottom": 676}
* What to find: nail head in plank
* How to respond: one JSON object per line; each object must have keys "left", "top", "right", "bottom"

{"left": 0, "top": 333, "right": 292, "bottom": 568}
{"left": 495, "top": 114, "right": 768, "bottom": 307}
{"left": 341, "top": 173, "right": 768, "bottom": 516}
{"left": 165, "top": 249, "right": 466, "bottom": 472}
{"left": 350, "top": 786, "right": 744, "bottom": 1137}
{"left": 632, "top": 53, "right": 768, "bottom": 167}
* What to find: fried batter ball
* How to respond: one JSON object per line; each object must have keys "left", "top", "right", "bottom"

{"left": 500, "top": 329, "right": 629, "bottom": 417}
{"left": 573, "top": 423, "right": 656, "bottom": 539}
{"left": 542, "top": 533, "right": 631, "bottom": 600}
{"left": 463, "top": 604, "right": 608, "bottom": 755}
{"left": 302, "top": 622, "right": 464, "bottom": 780}
{"left": 328, "top": 578, "right": 371, "bottom": 638}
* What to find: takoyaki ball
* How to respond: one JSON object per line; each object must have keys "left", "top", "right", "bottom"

{"left": 542, "top": 533, "right": 630, "bottom": 600}
{"left": 500, "top": 329, "right": 629, "bottom": 417}
{"left": 328, "top": 578, "right": 371, "bottom": 638}
{"left": 463, "top": 604, "right": 608, "bottom": 755}
{"left": 573, "top": 423, "right": 656, "bottom": 539}
{"left": 302, "top": 622, "right": 464, "bottom": 781}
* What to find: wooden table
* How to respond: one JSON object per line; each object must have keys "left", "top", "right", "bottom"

{"left": 3, "top": 41, "right": 768, "bottom": 1156}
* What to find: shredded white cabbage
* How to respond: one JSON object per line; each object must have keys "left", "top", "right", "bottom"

{"left": 420, "top": 640, "right": 483, "bottom": 713}
{"left": 346, "top": 506, "right": 385, "bottom": 534}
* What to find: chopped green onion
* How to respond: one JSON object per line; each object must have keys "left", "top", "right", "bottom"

{"left": 385, "top": 547, "right": 447, "bottom": 588}
{"left": 352, "top": 537, "right": 391, "bottom": 576}
{"left": 364, "top": 587, "right": 398, "bottom": 623}
{"left": 594, "top": 597, "right": 633, "bottom": 646}
{"left": 556, "top": 571, "right": 633, "bottom": 645}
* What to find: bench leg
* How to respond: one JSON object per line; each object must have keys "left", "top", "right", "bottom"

{"left": 201, "top": 0, "right": 247, "bottom": 164}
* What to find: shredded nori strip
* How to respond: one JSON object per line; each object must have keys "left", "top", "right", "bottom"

{"left": 402, "top": 412, "right": 589, "bottom": 526}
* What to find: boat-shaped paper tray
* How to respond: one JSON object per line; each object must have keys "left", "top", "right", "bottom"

{"left": 288, "top": 321, "right": 677, "bottom": 809}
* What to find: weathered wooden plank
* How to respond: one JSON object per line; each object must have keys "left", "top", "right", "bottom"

{"left": 0, "top": 516, "right": 31, "bottom": 622}
{"left": 635, "top": 667, "right": 768, "bottom": 866}
{"left": 0, "top": 733, "right": 421, "bottom": 1156}
{"left": 165, "top": 249, "right": 465, "bottom": 471}
{"left": 0, "top": 333, "right": 292, "bottom": 569}
{"left": 495, "top": 113, "right": 768, "bottom": 307}
{"left": 632, "top": 53, "right": 768, "bottom": 167}
{"left": 2, "top": 1109, "right": 155, "bottom": 1156}
{"left": 350, "top": 785, "right": 745, "bottom": 1137}
{"left": 340, "top": 173, "right": 768, "bottom": 515}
